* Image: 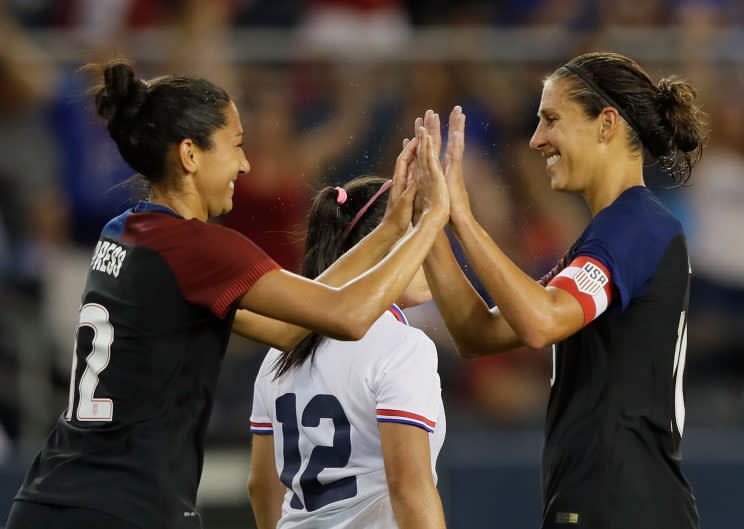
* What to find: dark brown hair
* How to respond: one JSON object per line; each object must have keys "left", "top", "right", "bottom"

{"left": 549, "top": 52, "right": 708, "bottom": 186}
{"left": 273, "top": 176, "right": 390, "bottom": 379}
{"left": 91, "top": 59, "right": 231, "bottom": 188}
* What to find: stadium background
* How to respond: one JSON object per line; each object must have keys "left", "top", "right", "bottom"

{"left": 1, "top": 0, "right": 743, "bottom": 527}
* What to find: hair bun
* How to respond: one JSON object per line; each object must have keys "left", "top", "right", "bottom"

{"left": 95, "top": 61, "right": 148, "bottom": 127}
{"left": 655, "top": 76, "right": 704, "bottom": 154}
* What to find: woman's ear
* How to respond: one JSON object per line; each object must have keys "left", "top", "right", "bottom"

{"left": 599, "top": 106, "right": 621, "bottom": 143}
{"left": 178, "top": 139, "right": 199, "bottom": 173}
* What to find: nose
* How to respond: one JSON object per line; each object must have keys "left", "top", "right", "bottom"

{"left": 239, "top": 150, "right": 250, "bottom": 175}
{"left": 529, "top": 121, "right": 546, "bottom": 151}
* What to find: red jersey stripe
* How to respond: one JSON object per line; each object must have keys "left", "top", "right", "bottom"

{"left": 376, "top": 409, "right": 435, "bottom": 428}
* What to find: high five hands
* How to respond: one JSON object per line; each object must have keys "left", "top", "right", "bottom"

{"left": 390, "top": 106, "right": 469, "bottom": 228}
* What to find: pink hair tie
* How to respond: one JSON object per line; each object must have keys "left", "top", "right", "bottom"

{"left": 335, "top": 186, "right": 348, "bottom": 205}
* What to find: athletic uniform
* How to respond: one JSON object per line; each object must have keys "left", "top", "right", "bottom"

{"left": 9, "top": 201, "right": 279, "bottom": 529}
{"left": 250, "top": 305, "right": 445, "bottom": 529}
{"left": 540, "top": 186, "right": 699, "bottom": 529}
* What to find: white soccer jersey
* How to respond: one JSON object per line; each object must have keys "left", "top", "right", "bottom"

{"left": 250, "top": 305, "right": 446, "bottom": 529}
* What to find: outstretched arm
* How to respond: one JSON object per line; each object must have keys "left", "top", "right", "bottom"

{"left": 233, "top": 164, "right": 414, "bottom": 350}
{"left": 439, "top": 108, "right": 584, "bottom": 349}
{"left": 418, "top": 108, "right": 522, "bottom": 357}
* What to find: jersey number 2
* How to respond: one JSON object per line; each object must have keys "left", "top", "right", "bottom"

{"left": 275, "top": 393, "right": 357, "bottom": 511}
{"left": 65, "top": 303, "right": 114, "bottom": 422}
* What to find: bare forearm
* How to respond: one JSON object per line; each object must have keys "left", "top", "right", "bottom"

{"left": 424, "top": 232, "right": 522, "bottom": 356}
{"left": 339, "top": 210, "right": 446, "bottom": 337}
{"left": 452, "top": 213, "right": 561, "bottom": 348}
{"left": 390, "top": 481, "right": 447, "bottom": 529}
{"left": 233, "top": 221, "right": 402, "bottom": 348}
{"left": 318, "top": 220, "right": 402, "bottom": 287}
{"left": 248, "top": 491, "right": 282, "bottom": 529}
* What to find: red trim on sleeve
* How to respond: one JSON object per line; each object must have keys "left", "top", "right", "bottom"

{"left": 376, "top": 409, "right": 436, "bottom": 428}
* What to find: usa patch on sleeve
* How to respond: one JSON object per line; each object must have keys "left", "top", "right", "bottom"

{"left": 548, "top": 256, "right": 613, "bottom": 326}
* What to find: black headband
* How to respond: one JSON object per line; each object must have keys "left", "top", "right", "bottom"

{"left": 562, "top": 63, "right": 644, "bottom": 145}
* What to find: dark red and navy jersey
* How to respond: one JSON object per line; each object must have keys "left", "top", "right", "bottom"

{"left": 15, "top": 202, "right": 279, "bottom": 528}
{"left": 541, "top": 186, "right": 699, "bottom": 529}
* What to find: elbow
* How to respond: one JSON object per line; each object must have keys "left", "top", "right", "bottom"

{"left": 454, "top": 342, "right": 481, "bottom": 359}
{"left": 247, "top": 475, "right": 262, "bottom": 503}
{"left": 334, "top": 309, "right": 373, "bottom": 341}
{"left": 275, "top": 338, "right": 297, "bottom": 354}
{"left": 520, "top": 319, "right": 557, "bottom": 349}
{"left": 522, "top": 332, "right": 552, "bottom": 350}
{"left": 387, "top": 473, "right": 434, "bottom": 508}
{"left": 338, "top": 320, "right": 368, "bottom": 341}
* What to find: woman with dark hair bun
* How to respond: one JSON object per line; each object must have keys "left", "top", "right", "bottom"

{"left": 248, "top": 175, "right": 446, "bottom": 529}
{"left": 7, "top": 60, "right": 449, "bottom": 529}
{"left": 423, "top": 53, "right": 708, "bottom": 529}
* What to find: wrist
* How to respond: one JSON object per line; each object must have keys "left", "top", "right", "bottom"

{"left": 378, "top": 216, "right": 408, "bottom": 240}
{"left": 422, "top": 205, "right": 449, "bottom": 229}
{"left": 451, "top": 208, "right": 476, "bottom": 238}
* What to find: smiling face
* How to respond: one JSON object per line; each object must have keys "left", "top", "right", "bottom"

{"left": 192, "top": 101, "right": 250, "bottom": 217}
{"left": 529, "top": 78, "right": 604, "bottom": 193}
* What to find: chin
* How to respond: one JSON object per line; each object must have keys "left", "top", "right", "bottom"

{"left": 549, "top": 174, "right": 568, "bottom": 191}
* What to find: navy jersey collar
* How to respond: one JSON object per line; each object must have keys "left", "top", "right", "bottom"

{"left": 133, "top": 200, "right": 182, "bottom": 218}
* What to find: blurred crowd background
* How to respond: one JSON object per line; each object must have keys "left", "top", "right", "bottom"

{"left": 1, "top": 0, "right": 743, "bottom": 527}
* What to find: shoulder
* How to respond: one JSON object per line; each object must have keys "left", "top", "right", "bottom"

{"left": 576, "top": 187, "right": 687, "bottom": 307}
{"left": 256, "top": 348, "right": 283, "bottom": 384}
{"left": 583, "top": 186, "right": 683, "bottom": 252}
{"left": 101, "top": 208, "right": 134, "bottom": 240}
{"left": 360, "top": 314, "right": 438, "bottom": 376}
{"left": 369, "top": 313, "right": 436, "bottom": 355}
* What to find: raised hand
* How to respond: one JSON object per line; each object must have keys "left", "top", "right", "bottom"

{"left": 382, "top": 135, "right": 419, "bottom": 236}
{"left": 408, "top": 109, "right": 443, "bottom": 225}
{"left": 443, "top": 105, "right": 471, "bottom": 223}
{"left": 423, "top": 109, "right": 442, "bottom": 158}
{"left": 413, "top": 126, "right": 449, "bottom": 224}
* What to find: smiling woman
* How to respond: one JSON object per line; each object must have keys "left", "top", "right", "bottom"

{"left": 421, "top": 52, "right": 708, "bottom": 529}
{"left": 6, "top": 59, "right": 450, "bottom": 529}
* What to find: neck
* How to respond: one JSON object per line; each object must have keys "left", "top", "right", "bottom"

{"left": 582, "top": 156, "right": 645, "bottom": 217}
{"left": 150, "top": 185, "right": 207, "bottom": 222}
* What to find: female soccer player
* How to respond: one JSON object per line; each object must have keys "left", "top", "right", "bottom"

{"left": 7, "top": 61, "right": 448, "bottom": 529}
{"left": 424, "top": 52, "right": 707, "bottom": 529}
{"left": 248, "top": 175, "right": 446, "bottom": 529}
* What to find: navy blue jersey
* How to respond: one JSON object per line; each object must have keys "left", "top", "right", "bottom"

{"left": 15, "top": 202, "right": 279, "bottom": 528}
{"left": 542, "top": 187, "right": 698, "bottom": 529}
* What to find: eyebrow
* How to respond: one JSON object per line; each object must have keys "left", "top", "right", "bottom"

{"left": 537, "top": 108, "right": 557, "bottom": 119}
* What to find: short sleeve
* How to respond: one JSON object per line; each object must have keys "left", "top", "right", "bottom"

{"left": 250, "top": 356, "right": 275, "bottom": 435}
{"left": 175, "top": 223, "right": 280, "bottom": 318}
{"left": 567, "top": 187, "right": 684, "bottom": 310}
{"left": 375, "top": 334, "right": 441, "bottom": 433}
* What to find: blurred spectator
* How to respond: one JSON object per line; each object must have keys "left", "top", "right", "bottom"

{"left": 0, "top": 12, "right": 65, "bottom": 448}
{"left": 224, "top": 65, "right": 375, "bottom": 271}
{"left": 682, "top": 79, "right": 744, "bottom": 424}
{"left": 298, "top": 0, "right": 410, "bottom": 57}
